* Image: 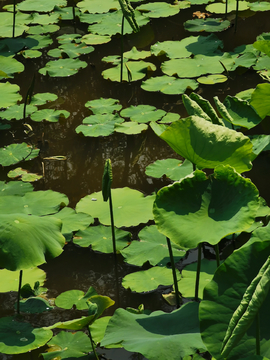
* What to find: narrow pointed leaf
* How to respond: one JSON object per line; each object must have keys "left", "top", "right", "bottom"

{"left": 102, "top": 159, "right": 112, "bottom": 201}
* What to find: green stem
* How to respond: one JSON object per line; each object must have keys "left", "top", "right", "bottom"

{"left": 166, "top": 237, "right": 180, "bottom": 309}
{"left": 12, "top": 0, "right": 16, "bottom": 38}
{"left": 256, "top": 312, "right": 260, "bottom": 355}
{"left": 195, "top": 244, "right": 202, "bottom": 302}
{"left": 17, "top": 270, "right": 23, "bottom": 315}
{"left": 88, "top": 326, "right": 99, "bottom": 360}
{"left": 225, "top": 0, "right": 228, "bottom": 19}
{"left": 72, "top": 0, "right": 77, "bottom": 33}
{"left": 215, "top": 244, "right": 220, "bottom": 268}
{"left": 109, "top": 189, "right": 116, "bottom": 256}
{"left": 120, "top": 15, "right": 124, "bottom": 82}
{"left": 234, "top": 0, "right": 239, "bottom": 33}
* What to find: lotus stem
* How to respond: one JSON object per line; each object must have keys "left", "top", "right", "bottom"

{"left": 12, "top": 0, "right": 16, "bottom": 38}
{"left": 17, "top": 270, "right": 23, "bottom": 315}
{"left": 225, "top": 0, "right": 228, "bottom": 19}
{"left": 256, "top": 312, "right": 260, "bottom": 355}
{"left": 72, "top": 0, "right": 77, "bottom": 33}
{"left": 88, "top": 326, "right": 99, "bottom": 360}
{"left": 166, "top": 237, "right": 180, "bottom": 309}
{"left": 195, "top": 243, "right": 202, "bottom": 301}
{"left": 120, "top": 14, "right": 124, "bottom": 82}
{"left": 108, "top": 189, "right": 117, "bottom": 256}
{"left": 234, "top": 0, "right": 239, "bottom": 33}
{"left": 215, "top": 244, "right": 220, "bottom": 268}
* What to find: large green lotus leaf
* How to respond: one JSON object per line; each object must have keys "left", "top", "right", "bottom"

{"left": 102, "top": 60, "right": 156, "bottom": 82}
{"left": 17, "top": 0, "right": 67, "bottom": 12}
{"left": 250, "top": 83, "right": 270, "bottom": 119}
{"left": 136, "top": 2, "right": 181, "bottom": 18}
{"left": 145, "top": 158, "right": 193, "bottom": 181}
{"left": 249, "top": 135, "right": 270, "bottom": 159}
{"left": 0, "top": 143, "right": 40, "bottom": 167}
{"left": 25, "top": 35, "right": 53, "bottom": 49}
{"left": 0, "top": 82, "right": 22, "bottom": 108}
{"left": 74, "top": 225, "right": 131, "bottom": 253}
{"left": 51, "top": 207, "right": 93, "bottom": 235}
{"left": 76, "top": 121, "right": 116, "bottom": 137}
{"left": 0, "top": 316, "right": 53, "bottom": 354}
{"left": 206, "top": 0, "right": 249, "bottom": 13}
{"left": 153, "top": 166, "right": 259, "bottom": 249}
{"left": 90, "top": 316, "right": 118, "bottom": 348}
{"left": 26, "top": 24, "right": 60, "bottom": 35}
{"left": 30, "top": 109, "right": 70, "bottom": 122}
{"left": 185, "top": 33, "right": 224, "bottom": 55}
{"left": 0, "top": 189, "right": 68, "bottom": 216}
{"left": 200, "top": 240, "right": 270, "bottom": 360}
{"left": 101, "top": 302, "right": 206, "bottom": 359}
{"left": 184, "top": 18, "right": 231, "bottom": 32}
{"left": 180, "top": 259, "right": 217, "bottom": 299}
{"left": 0, "top": 267, "right": 45, "bottom": 292}
{"left": 141, "top": 76, "right": 198, "bottom": 95}
{"left": 19, "top": 297, "right": 53, "bottom": 314}
{"left": 121, "top": 105, "right": 165, "bottom": 123}
{"left": 249, "top": 1, "right": 270, "bottom": 10}
{"left": 114, "top": 122, "right": 148, "bottom": 134}
{"left": 76, "top": 188, "right": 154, "bottom": 227}
{"left": 85, "top": 98, "right": 122, "bottom": 114}
{"left": 161, "top": 55, "right": 224, "bottom": 78}
{"left": 39, "top": 58, "right": 87, "bottom": 77}
{"left": 0, "top": 213, "right": 65, "bottom": 270}
{"left": 55, "top": 287, "right": 97, "bottom": 310}
{"left": 48, "top": 42, "right": 95, "bottom": 59}
{"left": 253, "top": 40, "right": 270, "bottom": 57}
{"left": 121, "top": 225, "right": 186, "bottom": 267}
{"left": 0, "top": 56, "right": 24, "bottom": 80}
{"left": 77, "top": 0, "right": 120, "bottom": 13}
{"left": 230, "top": 52, "right": 258, "bottom": 71}
{"left": 0, "top": 104, "right": 37, "bottom": 120}
{"left": 88, "top": 10, "right": 149, "bottom": 36}
{"left": 31, "top": 92, "right": 58, "bottom": 106}
{"left": 81, "top": 33, "right": 111, "bottom": 45}
{"left": 41, "top": 331, "right": 93, "bottom": 360}
{"left": 122, "top": 266, "right": 181, "bottom": 292}
{"left": 0, "top": 181, "right": 33, "bottom": 196}
{"left": 159, "top": 116, "right": 253, "bottom": 172}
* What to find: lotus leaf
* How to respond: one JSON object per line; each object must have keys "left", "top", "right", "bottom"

{"left": 76, "top": 121, "right": 116, "bottom": 137}
{"left": 159, "top": 116, "right": 253, "bottom": 172}
{"left": 249, "top": 135, "right": 270, "bottom": 159}
{"left": 121, "top": 105, "right": 165, "bottom": 123}
{"left": 31, "top": 92, "right": 58, "bottom": 106}
{"left": 0, "top": 37, "right": 37, "bottom": 57}
{"left": 200, "top": 240, "right": 270, "bottom": 360}
{"left": 85, "top": 98, "right": 122, "bottom": 114}
{"left": 53, "top": 6, "right": 81, "bottom": 20}
{"left": 17, "top": 0, "right": 67, "bottom": 12}
{"left": 48, "top": 42, "right": 94, "bottom": 59}
{"left": 30, "top": 109, "right": 70, "bottom": 122}
{"left": 184, "top": 18, "right": 231, "bottom": 32}
{"left": 123, "top": 46, "right": 151, "bottom": 60}
{"left": 77, "top": 0, "right": 120, "bottom": 13}
{"left": 0, "top": 316, "right": 53, "bottom": 354}
{"left": 74, "top": 225, "right": 131, "bottom": 253}
{"left": 102, "top": 60, "right": 156, "bottom": 82}
{"left": 29, "top": 12, "right": 60, "bottom": 25}
{"left": 114, "top": 122, "right": 148, "bottom": 134}
{"left": 89, "top": 316, "right": 116, "bottom": 347}
{"left": 142, "top": 75, "right": 198, "bottom": 95}
{"left": 122, "top": 266, "right": 181, "bottom": 292}
{"left": 0, "top": 56, "right": 24, "bottom": 80}
{"left": 231, "top": 52, "right": 258, "bottom": 71}
{"left": 0, "top": 104, "right": 37, "bottom": 120}
{"left": 121, "top": 225, "right": 186, "bottom": 266}
{"left": 79, "top": 12, "right": 105, "bottom": 24}
{"left": 206, "top": 0, "right": 249, "bottom": 13}
{"left": 51, "top": 207, "right": 93, "bottom": 235}
{"left": 42, "top": 331, "right": 93, "bottom": 360}
{"left": 76, "top": 187, "right": 154, "bottom": 227}
{"left": 8, "top": 168, "right": 42, "bottom": 182}
{"left": 188, "top": 92, "right": 223, "bottom": 126}
{"left": 21, "top": 49, "right": 42, "bottom": 58}
{"left": 19, "top": 297, "right": 53, "bottom": 314}
{"left": 153, "top": 166, "right": 259, "bottom": 249}
{"left": 0, "top": 267, "right": 45, "bottom": 292}
{"left": 0, "top": 82, "right": 22, "bottom": 108}
{"left": 249, "top": 1, "right": 270, "bottom": 10}
{"left": 159, "top": 112, "right": 180, "bottom": 123}
{"left": 0, "top": 143, "right": 40, "bottom": 167}
{"left": 56, "top": 33, "right": 82, "bottom": 44}
{"left": 26, "top": 35, "right": 53, "bottom": 49}
{"left": 150, "top": 121, "right": 167, "bottom": 136}
{"left": 162, "top": 55, "right": 224, "bottom": 78}
{"left": 250, "top": 83, "right": 270, "bottom": 119}
{"left": 81, "top": 33, "right": 111, "bottom": 45}
{"left": 101, "top": 302, "right": 206, "bottom": 360}
{"left": 0, "top": 23, "right": 29, "bottom": 38}
{"left": 26, "top": 24, "right": 60, "bottom": 35}
{"left": 253, "top": 54, "right": 270, "bottom": 72}
{"left": 136, "top": 2, "right": 181, "bottom": 18}
{"left": 55, "top": 287, "right": 97, "bottom": 310}
{"left": 145, "top": 158, "right": 193, "bottom": 181}
{"left": 0, "top": 213, "right": 65, "bottom": 270}
{"left": 0, "top": 180, "right": 33, "bottom": 196}
{"left": 39, "top": 58, "right": 87, "bottom": 77}
{"left": 88, "top": 10, "right": 149, "bottom": 36}
{"left": 197, "top": 74, "right": 227, "bottom": 84}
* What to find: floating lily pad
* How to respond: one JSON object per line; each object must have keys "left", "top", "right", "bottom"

{"left": 53, "top": 6, "right": 81, "bottom": 20}
{"left": 17, "top": 0, "right": 67, "bottom": 12}
{"left": 0, "top": 267, "right": 45, "bottom": 292}
{"left": 30, "top": 109, "right": 70, "bottom": 122}
{"left": 25, "top": 35, "right": 53, "bottom": 49}
{"left": 0, "top": 82, "right": 22, "bottom": 108}
{"left": 0, "top": 316, "right": 53, "bottom": 354}
{"left": 136, "top": 2, "right": 181, "bottom": 18}
{"left": 39, "top": 58, "right": 87, "bottom": 77}
{"left": 77, "top": 0, "right": 120, "bottom": 13}
{"left": 159, "top": 112, "right": 180, "bottom": 123}
{"left": 206, "top": 0, "right": 249, "bottom": 13}
{"left": 0, "top": 56, "right": 24, "bottom": 80}
{"left": 0, "top": 22, "right": 29, "bottom": 38}
{"left": 102, "top": 60, "right": 156, "bottom": 82}
{"left": 51, "top": 207, "right": 93, "bottom": 235}
{"left": 81, "top": 33, "right": 111, "bottom": 45}
{"left": 121, "top": 105, "right": 165, "bottom": 123}
{"left": 48, "top": 42, "right": 95, "bottom": 59}
{"left": 122, "top": 266, "right": 181, "bottom": 293}
{"left": 0, "top": 181, "right": 33, "bottom": 196}
{"left": 123, "top": 46, "right": 151, "bottom": 60}
{"left": 8, "top": 168, "right": 42, "bottom": 182}
{"left": 0, "top": 143, "right": 39, "bottom": 167}
{"left": 0, "top": 104, "right": 37, "bottom": 120}
{"left": 249, "top": 1, "right": 270, "bottom": 11}
{"left": 30, "top": 12, "right": 60, "bottom": 25}
{"left": 76, "top": 114, "right": 123, "bottom": 137}
{"left": 85, "top": 98, "right": 122, "bottom": 114}
{"left": 19, "top": 297, "right": 53, "bottom": 314}
{"left": 21, "top": 49, "right": 42, "bottom": 58}
{"left": 76, "top": 187, "right": 154, "bottom": 227}
{"left": 31, "top": 92, "right": 57, "bottom": 106}
{"left": 74, "top": 225, "right": 131, "bottom": 253}
{"left": 197, "top": 74, "right": 227, "bottom": 84}
{"left": 250, "top": 83, "right": 270, "bottom": 119}
{"left": 55, "top": 287, "right": 97, "bottom": 310}
{"left": 56, "top": 34, "right": 82, "bottom": 44}
{"left": 145, "top": 158, "right": 193, "bottom": 181}
{"left": 114, "top": 122, "right": 148, "bottom": 134}
{"left": 26, "top": 24, "right": 60, "bottom": 35}
{"left": 142, "top": 76, "right": 198, "bottom": 95}
{"left": 121, "top": 225, "right": 186, "bottom": 267}
{"left": 184, "top": 18, "right": 231, "bottom": 32}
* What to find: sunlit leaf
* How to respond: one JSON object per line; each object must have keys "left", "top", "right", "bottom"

{"left": 26, "top": 24, "right": 60, "bottom": 35}
{"left": 250, "top": 83, "right": 270, "bottom": 119}
{"left": 136, "top": 2, "right": 181, "bottom": 18}
{"left": 145, "top": 158, "right": 193, "bottom": 181}
{"left": 102, "top": 60, "right": 156, "bottom": 82}
{"left": 0, "top": 143, "right": 39, "bottom": 167}
{"left": 81, "top": 33, "right": 111, "bottom": 45}
{"left": 0, "top": 181, "right": 33, "bottom": 196}
{"left": 30, "top": 109, "right": 70, "bottom": 122}
{"left": 77, "top": 0, "right": 120, "bottom": 13}
{"left": 121, "top": 105, "right": 165, "bottom": 123}
{"left": 17, "top": 0, "right": 67, "bottom": 12}
{"left": 197, "top": 74, "right": 227, "bottom": 84}
{"left": 39, "top": 58, "right": 87, "bottom": 77}
{"left": 184, "top": 18, "right": 231, "bottom": 32}
{"left": 8, "top": 168, "right": 42, "bottom": 182}
{"left": 48, "top": 42, "right": 94, "bottom": 59}
{"left": 55, "top": 287, "right": 97, "bottom": 310}
{"left": 0, "top": 56, "right": 24, "bottom": 80}
{"left": 0, "top": 104, "right": 37, "bottom": 120}
{"left": 114, "top": 121, "right": 148, "bottom": 134}
{"left": 142, "top": 76, "right": 198, "bottom": 95}
{"left": 31, "top": 92, "right": 58, "bottom": 106}
{"left": 85, "top": 98, "right": 122, "bottom": 114}
{"left": 0, "top": 82, "right": 22, "bottom": 108}
{"left": 0, "top": 267, "right": 45, "bottom": 292}
{"left": 206, "top": 0, "right": 249, "bottom": 13}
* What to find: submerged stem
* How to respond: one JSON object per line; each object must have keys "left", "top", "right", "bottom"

{"left": 17, "top": 270, "right": 23, "bottom": 315}
{"left": 195, "top": 244, "right": 202, "bottom": 301}
{"left": 166, "top": 237, "right": 180, "bottom": 309}
{"left": 88, "top": 326, "right": 99, "bottom": 360}
{"left": 120, "top": 15, "right": 124, "bottom": 82}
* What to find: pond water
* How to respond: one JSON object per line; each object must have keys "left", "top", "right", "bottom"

{"left": 1, "top": 0, "right": 270, "bottom": 359}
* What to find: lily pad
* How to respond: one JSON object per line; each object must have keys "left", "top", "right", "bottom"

{"left": 51, "top": 207, "right": 93, "bottom": 235}
{"left": 85, "top": 98, "right": 122, "bottom": 114}
{"left": 26, "top": 24, "right": 60, "bottom": 35}
{"left": 0, "top": 316, "right": 53, "bottom": 354}
{"left": 0, "top": 181, "right": 33, "bottom": 196}
{"left": 0, "top": 267, "right": 45, "bottom": 292}
{"left": 81, "top": 33, "right": 111, "bottom": 45}
{"left": 77, "top": 0, "right": 120, "bottom": 13}
{"left": 121, "top": 225, "right": 186, "bottom": 266}
{"left": 0, "top": 82, "right": 22, "bottom": 108}
{"left": 17, "top": 0, "right": 67, "bottom": 12}
{"left": 197, "top": 74, "right": 227, "bottom": 84}
{"left": 39, "top": 58, "right": 87, "bottom": 77}
{"left": 25, "top": 34, "right": 53, "bottom": 50}
{"left": 19, "top": 297, "right": 53, "bottom": 314}
{"left": 184, "top": 18, "right": 231, "bottom": 32}
{"left": 250, "top": 83, "right": 270, "bottom": 119}
{"left": 145, "top": 158, "right": 193, "bottom": 181}
{"left": 8, "top": 168, "right": 42, "bottom": 182}
{"left": 55, "top": 287, "right": 97, "bottom": 310}
{"left": 0, "top": 143, "right": 40, "bottom": 167}
{"left": 0, "top": 104, "right": 37, "bottom": 120}
{"left": 30, "top": 109, "right": 70, "bottom": 122}
{"left": 76, "top": 187, "right": 154, "bottom": 227}
{"left": 159, "top": 112, "right": 180, "bottom": 123}
{"left": 102, "top": 60, "right": 156, "bottom": 82}
{"left": 136, "top": 2, "right": 181, "bottom": 18}
{"left": 74, "top": 225, "right": 131, "bottom": 253}
{"left": 114, "top": 122, "right": 148, "bottom": 134}
{"left": 56, "top": 33, "right": 82, "bottom": 44}
{"left": 121, "top": 105, "right": 165, "bottom": 123}
{"left": 31, "top": 92, "right": 58, "bottom": 106}
{"left": 48, "top": 42, "right": 94, "bottom": 59}
{"left": 142, "top": 76, "right": 198, "bottom": 95}
{"left": 122, "top": 266, "right": 181, "bottom": 292}
{"left": 76, "top": 113, "right": 123, "bottom": 137}
{"left": 249, "top": 1, "right": 270, "bottom": 11}
{"left": 0, "top": 55, "right": 24, "bottom": 80}
{"left": 21, "top": 50, "right": 42, "bottom": 58}
{"left": 206, "top": 0, "right": 249, "bottom": 13}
